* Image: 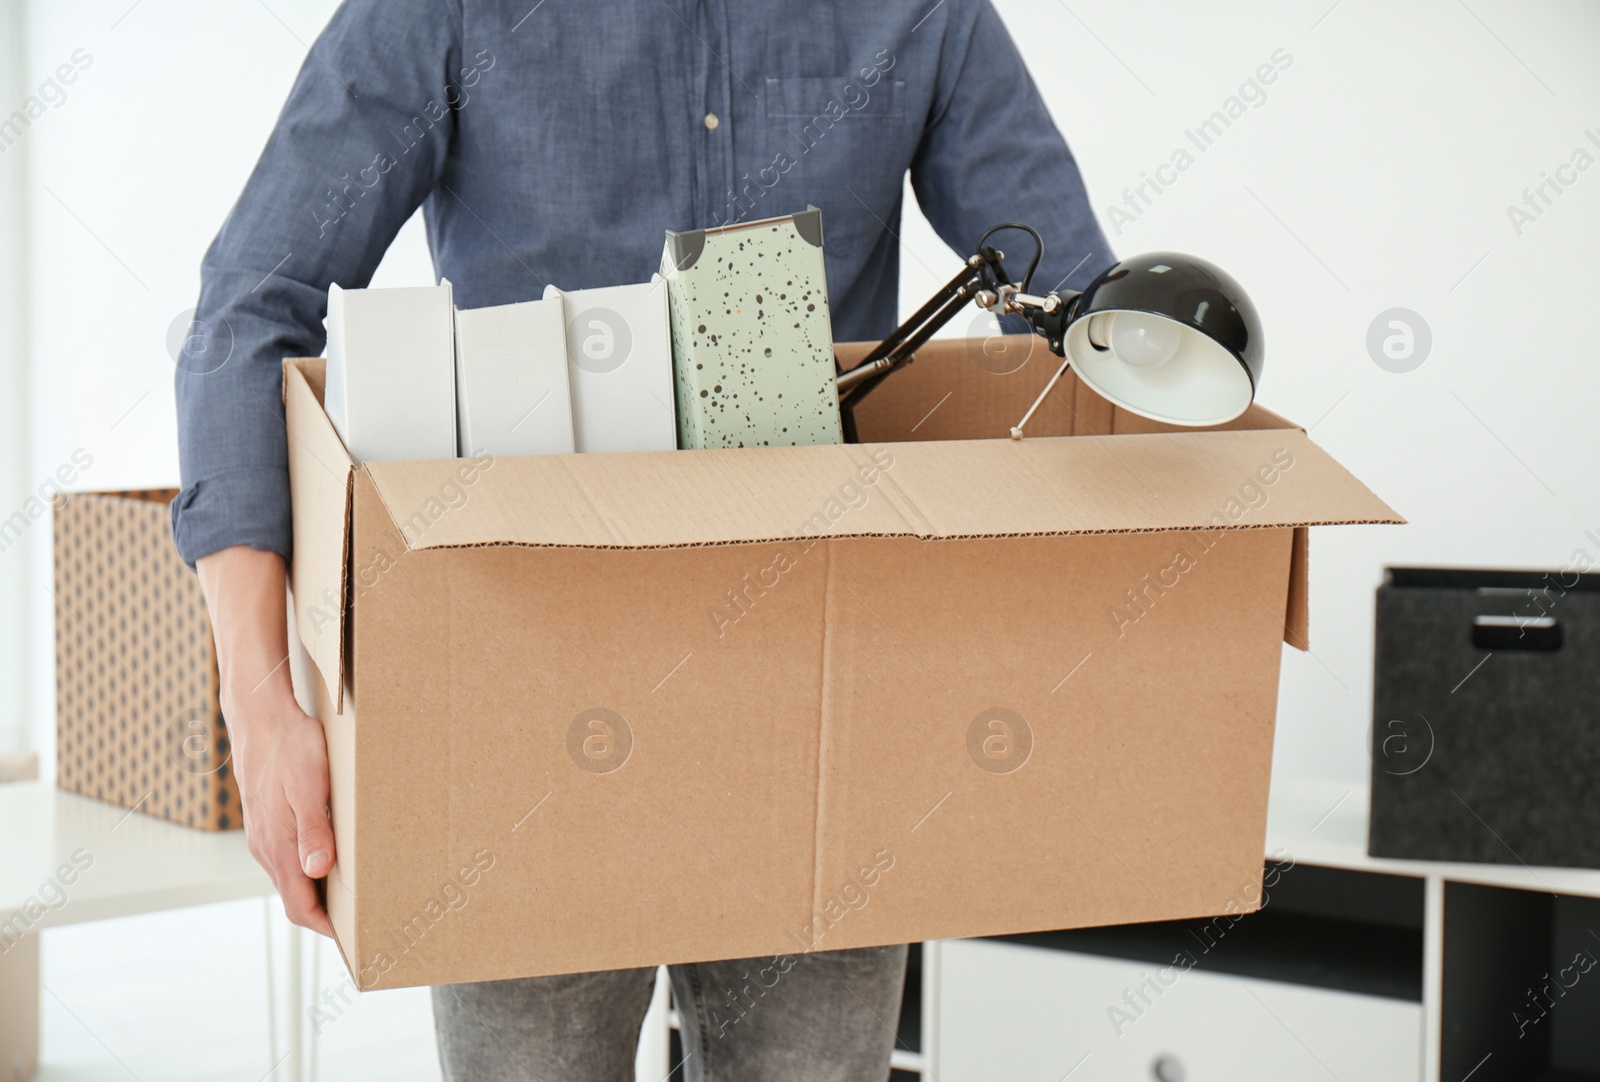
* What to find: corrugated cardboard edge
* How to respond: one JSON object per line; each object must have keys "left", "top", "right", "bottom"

{"left": 286, "top": 596, "right": 359, "bottom": 975}
{"left": 836, "top": 338, "right": 1401, "bottom": 653}
{"left": 307, "top": 641, "right": 361, "bottom": 985}
{"left": 357, "top": 429, "right": 1394, "bottom": 661}
{"left": 359, "top": 431, "right": 1401, "bottom": 548}
{"left": 1080, "top": 385, "right": 1312, "bottom": 651}
{"left": 283, "top": 358, "right": 355, "bottom": 713}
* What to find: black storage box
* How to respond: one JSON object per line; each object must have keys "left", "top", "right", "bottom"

{"left": 1369, "top": 566, "right": 1600, "bottom": 868}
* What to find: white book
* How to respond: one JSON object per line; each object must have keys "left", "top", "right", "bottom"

{"left": 324, "top": 281, "right": 457, "bottom": 464}
{"left": 453, "top": 298, "right": 575, "bottom": 458}
{"left": 544, "top": 276, "right": 678, "bottom": 453}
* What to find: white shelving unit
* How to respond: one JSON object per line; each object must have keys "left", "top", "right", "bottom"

{"left": 1267, "top": 777, "right": 1600, "bottom": 1082}
{"left": 894, "top": 776, "right": 1600, "bottom": 1082}
{"left": 1265, "top": 776, "right": 1600, "bottom": 899}
{"left": 933, "top": 938, "right": 1423, "bottom": 1081}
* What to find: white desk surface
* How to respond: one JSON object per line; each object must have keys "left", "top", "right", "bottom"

{"left": 0, "top": 781, "right": 271, "bottom": 927}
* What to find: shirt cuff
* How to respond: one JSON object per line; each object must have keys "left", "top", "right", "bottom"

{"left": 169, "top": 465, "right": 293, "bottom": 569}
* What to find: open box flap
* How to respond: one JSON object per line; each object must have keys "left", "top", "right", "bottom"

{"left": 835, "top": 337, "right": 1304, "bottom": 441}
{"left": 283, "top": 357, "right": 355, "bottom": 712}
{"left": 835, "top": 338, "right": 1387, "bottom": 651}
{"left": 1287, "top": 526, "right": 1311, "bottom": 650}
{"left": 362, "top": 427, "right": 1400, "bottom": 553}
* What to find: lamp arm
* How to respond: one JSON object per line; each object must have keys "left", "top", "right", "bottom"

{"left": 1004, "top": 289, "right": 1081, "bottom": 441}
{"left": 1014, "top": 289, "right": 1078, "bottom": 354}
{"left": 835, "top": 253, "right": 996, "bottom": 395}
{"left": 834, "top": 248, "right": 1010, "bottom": 442}
{"left": 832, "top": 228, "right": 1061, "bottom": 442}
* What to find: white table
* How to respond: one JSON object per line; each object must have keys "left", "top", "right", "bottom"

{"left": 0, "top": 782, "right": 314, "bottom": 1081}
{"left": 0, "top": 782, "right": 269, "bottom": 924}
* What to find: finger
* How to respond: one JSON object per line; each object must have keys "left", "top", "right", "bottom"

{"left": 288, "top": 775, "right": 336, "bottom": 879}
{"left": 274, "top": 848, "right": 334, "bottom": 937}
{"left": 256, "top": 795, "right": 333, "bottom": 937}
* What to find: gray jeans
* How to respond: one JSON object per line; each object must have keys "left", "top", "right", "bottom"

{"left": 430, "top": 944, "right": 908, "bottom": 1082}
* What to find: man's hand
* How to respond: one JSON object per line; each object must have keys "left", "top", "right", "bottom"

{"left": 197, "top": 545, "right": 335, "bottom": 936}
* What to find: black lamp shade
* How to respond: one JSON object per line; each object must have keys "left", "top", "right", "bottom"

{"left": 1064, "top": 252, "right": 1264, "bottom": 427}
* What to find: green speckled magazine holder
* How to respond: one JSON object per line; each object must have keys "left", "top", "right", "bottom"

{"left": 661, "top": 207, "right": 843, "bottom": 449}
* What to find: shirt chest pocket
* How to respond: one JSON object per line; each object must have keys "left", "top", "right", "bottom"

{"left": 764, "top": 75, "right": 905, "bottom": 122}
{"left": 760, "top": 76, "right": 912, "bottom": 257}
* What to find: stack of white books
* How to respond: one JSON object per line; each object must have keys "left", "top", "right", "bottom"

{"left": 453, "top": 296, "right": 574, "bottom": 457}
{"left": 544, "top": 277, "right": 676, "bottom": 454}
{"left": 322, "top": 275, "right": 678, "bottom": 463}
{"left": 324, "top": 282, "right": 458, "bottom": 464}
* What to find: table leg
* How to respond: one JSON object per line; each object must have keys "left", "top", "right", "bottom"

{"left": 263, "top": 900, "right": 278, "bottom": 1072}
{"left": 634, "top": 966, "right": 670, "bottom": 1081}
{"left": 307, "top": 932, "right": 320, "bottom": 1082}
{"left": 286, "top": 922, "right": 302, "bottom": 1082}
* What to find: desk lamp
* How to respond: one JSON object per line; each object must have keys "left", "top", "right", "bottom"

{"left": 836, "top": 224, "right": 1263, "bottom": 440}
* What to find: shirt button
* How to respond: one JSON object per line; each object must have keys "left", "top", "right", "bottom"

{"left": 703, "top": 112, "right": 720, "bottom": 131}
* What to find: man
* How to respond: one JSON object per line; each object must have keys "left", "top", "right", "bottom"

{"left": 175, "top": 1, "right": 1110, "bottom": 1077}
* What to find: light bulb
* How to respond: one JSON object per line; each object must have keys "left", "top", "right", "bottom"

{"left": 1106, "top": 312, "right": 1181, "bottom": 369}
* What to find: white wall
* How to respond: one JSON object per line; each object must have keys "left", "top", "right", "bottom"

{"left": 17, "top": 1, "right": 434, "bottom": 776}
{"left": 922, "top": 0, "right": 1600, "bottom": 796}
{"left": 2, "top": 1, "right": 33, "bottom": 754}
{"left": 15, "top": 0, "right": 1600, "bottom": 807}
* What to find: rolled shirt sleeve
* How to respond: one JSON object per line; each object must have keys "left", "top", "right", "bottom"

{"left": 171, "top": 0, "right": 463, "bottom": 567}
{"left": 909, "top": 0, "right": 1113, "bottom": 307}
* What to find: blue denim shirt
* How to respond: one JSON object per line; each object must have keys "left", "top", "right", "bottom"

{"left": 171, "top": 0, "right": 1112, "bottom": 567}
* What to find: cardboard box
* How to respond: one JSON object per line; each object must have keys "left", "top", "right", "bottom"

{"left": 662, "top": 208, "right": 843, "bottom": 448}
{"left": 54, "top": 490, "right": 242, "bottom": 831}
{"left": 282, "top": 336, "right": 1400, "bottom": 991}
{"left": 544, "top": 278, "right": 677, "bottom": 453}
{"left": 0, "top": 752, "right": 38, "bottom": 784}
{"left": 453, "top": 298, "right": 575, "bottom": 457}
{"left": 325, "top": 282, "right": 457, "bottom": 464}
{"left": 1, "top": 762, "right": 39, "bottom": 1082}
{"left": 0, "top": 919, "right": 38, "bottom": 1081}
